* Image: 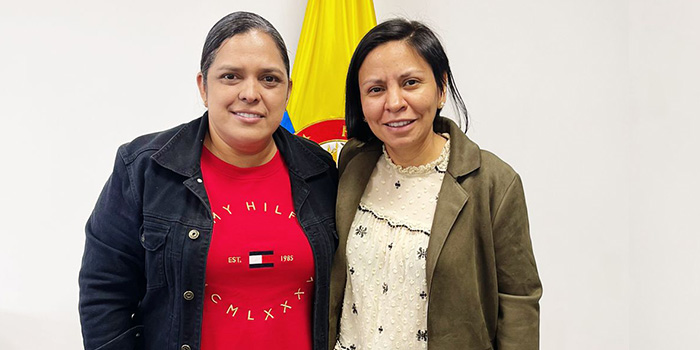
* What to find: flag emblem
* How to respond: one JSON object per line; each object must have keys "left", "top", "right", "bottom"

{"left": 296, "top": 119, "right": 347, "bottom": 162}
{"left": 285, "top": 0, "right": 377, "bottom": 152}
{"left": 249, "top": 251, "right": 274, "bottom": 269}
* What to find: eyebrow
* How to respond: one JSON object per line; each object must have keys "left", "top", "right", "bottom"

{"left": 360, "top": 78, "right": 384, "bottom": 88}
{"left": 214, "top": 65, "right": 285, "bottom": 75}
{"left": 260, "top": 68, "right": 285, "bottom": 75}
{"left": 398, "top": 69, "right": 424, "bottom": 79}
{"left": 360, "top": 69, "right": 426, "bottom": 87}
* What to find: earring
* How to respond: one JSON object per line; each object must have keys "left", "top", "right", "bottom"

{"left": 438, "top": 102, "right": 445, "bottom": 109}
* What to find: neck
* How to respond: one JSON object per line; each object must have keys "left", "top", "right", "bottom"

{"left": 204, "top": 132, "right": 277, "bottom": 168}
{"left": 385, "top": 132, "right": 446, "bottom": 167}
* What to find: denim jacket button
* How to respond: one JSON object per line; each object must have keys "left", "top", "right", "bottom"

{"left": 188, "top": 229, "right": 200, "bottom": 240}
{"left": 181, "top": 345, "right": 191, "bottom": 350}
{"left": 196, "top": 178, "right": 203, "bottom": 183}
{"left": 183, "top": 290, "right": 195, "bottom": 301}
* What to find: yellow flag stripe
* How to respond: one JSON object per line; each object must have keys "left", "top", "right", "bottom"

{"left": 287, "top": 0, "right": 376, "bottom": 131}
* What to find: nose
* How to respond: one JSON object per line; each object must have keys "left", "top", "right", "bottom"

{"left": 385, "top": 85, "right": 406, "bottom": 113}
{"left": 238, "top": 78, "right": 260, "bottom": 103}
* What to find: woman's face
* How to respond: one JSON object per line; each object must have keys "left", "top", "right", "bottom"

{"left": 358, "top": 40, "right": 445, "bottom": 153}
{"left": 197, "top": 30, "right": 290, "bottom": 154}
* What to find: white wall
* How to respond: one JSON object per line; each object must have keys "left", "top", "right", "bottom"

{"left": 0, "top": 1, "right": 697, "bottom": 349}
{"left": 629, "top": 0, "right": 700, "bottom": 349}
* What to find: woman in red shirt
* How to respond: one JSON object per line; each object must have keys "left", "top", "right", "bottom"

{"left": 79, "top": 12, "right": 338, "bottom": 350}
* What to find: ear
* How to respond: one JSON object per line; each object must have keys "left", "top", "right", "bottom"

{"left": 286, "top": 79, "right": 293, "bottom": 104}
{"left": 196, "top": 72, "right": 208, "bottom": 107}
{"left": 439, "top": 73, "right": 448, "bottom": 106}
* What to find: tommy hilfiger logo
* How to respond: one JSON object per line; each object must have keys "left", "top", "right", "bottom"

{"left": 249, "top": 251, "right": 274, "bottom": 269}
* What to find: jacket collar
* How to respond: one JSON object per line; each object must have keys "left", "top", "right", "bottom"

{"left": 151, "top": 114, "right": 209, "bottom": 177}
{"left": 151, "top": 112, "right": 329, "bottom": 179}
{"left": 433, "top": 116, "right": 481, "bottom": 179}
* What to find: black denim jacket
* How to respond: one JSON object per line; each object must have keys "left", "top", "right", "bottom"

{"left": 79, "top": 113, "right": 338, "bottom": 350}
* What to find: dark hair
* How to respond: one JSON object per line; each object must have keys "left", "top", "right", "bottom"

{"left": 345, "top": 18, "right": 468, "bottom": 142}
{"left": 200, "top": 12, "right": 290, "bottom": 86}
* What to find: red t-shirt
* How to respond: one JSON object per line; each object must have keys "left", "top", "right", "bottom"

{"left": 200, "top": 147, "right": 314, "bottom": 350}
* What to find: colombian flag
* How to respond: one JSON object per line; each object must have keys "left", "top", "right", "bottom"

{"left": 284, "top": 0, "right": 376, "bottom": 162}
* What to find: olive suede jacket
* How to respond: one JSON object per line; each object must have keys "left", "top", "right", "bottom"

{"left": 329, "top": 117, "right": 542, "bottom": 350}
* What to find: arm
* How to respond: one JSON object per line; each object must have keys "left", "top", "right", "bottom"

{"left": 79, "top": 148, "right": 145, "bottom": 350}
{"left": 492, "top": 174, "right": 542, "bottom": 350}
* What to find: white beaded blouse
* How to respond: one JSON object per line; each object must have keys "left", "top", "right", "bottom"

{"left": 335, "top": 138, "right": 450, "bottom": 350}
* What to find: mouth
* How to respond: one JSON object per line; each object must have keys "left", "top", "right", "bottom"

{"left": 385, "top": 120, "right": 415, "bottom": 128}
{"left": 234, "top": 112, "right": 264, "bottom": 119}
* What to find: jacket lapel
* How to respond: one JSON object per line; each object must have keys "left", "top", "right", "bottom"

{"left": 336, "top": 146, "right": 382, "bottom": 245}
{"left": 426, "top": 175, "right": 468, "bottom": 293}
{"left": 426, "top": 117, "right": 483, "bottom": 292}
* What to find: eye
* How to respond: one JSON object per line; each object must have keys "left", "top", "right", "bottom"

{"left": 221, "top": 73, "right": 238, "bottom": 80}
{"left": 404, "top": 79, "right": 419, "bottom": 87}
{"left": 261, "top": 75, "right": 281, "bottom": 85}
{"left": 368, "top": 86, "right": 383, "bottom": 94}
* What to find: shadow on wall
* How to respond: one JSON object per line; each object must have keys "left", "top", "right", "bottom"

{"left": 0, "top": 309, "right": 82, "bottom": 349}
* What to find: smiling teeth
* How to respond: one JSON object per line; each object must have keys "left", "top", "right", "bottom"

{"left": 237, "top": 112, "right": 262, "bottom": 119}
{"left": 387, "top": 120, "right": 412, "bottom": 127}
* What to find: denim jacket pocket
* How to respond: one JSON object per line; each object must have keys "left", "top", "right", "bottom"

{"left": 140, "top": 221, "right": 170, "bottom": 289}
{"left": 324, "top": 219, "right": 339, "bottom": 254}
{"left": 326, "top": 219, "right": 338, "bottom": 241}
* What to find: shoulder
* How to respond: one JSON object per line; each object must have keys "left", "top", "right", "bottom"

{"left": 445, "top": 125, "right": 520, "bottom": 192}
{"left": 337, "top": 138, "right": 362, "bottom": 167}
{"left": 292, "top": 133, "right": 335, "bottom": 166}
{"left": 273, "top": 128, "right": 338, "bottom": 181}
{"left": 337, "top": 138, "right": 381, "bottom": 175}
{"left": 437, "top": 116, "right": 519, "bottom": 184}
{"left": 281, "top": 129, "right": 336, "bottom": 168}
{"left": 447, "top": 137, "right": 526, "bottom": 218}
{"left": 477, "top": 149, "right": 518, "bottom": 182}
{"left": 117, "top": 120, "right": 194, "bottom": 164}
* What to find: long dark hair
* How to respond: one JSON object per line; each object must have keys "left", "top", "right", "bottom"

{"left": 345, "top": 18, "right": 468, "bottom": 142}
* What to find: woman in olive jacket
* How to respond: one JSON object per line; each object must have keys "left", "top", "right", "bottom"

{"left": 329, "top": 19, "right": 541, "bottom": 350}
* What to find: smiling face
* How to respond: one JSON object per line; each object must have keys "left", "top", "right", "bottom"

{"left": 358, "top": 40, "right": 446, "bottom": 162}
{"left": 197, "top": 30, "right": 291, "bottom": 162}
